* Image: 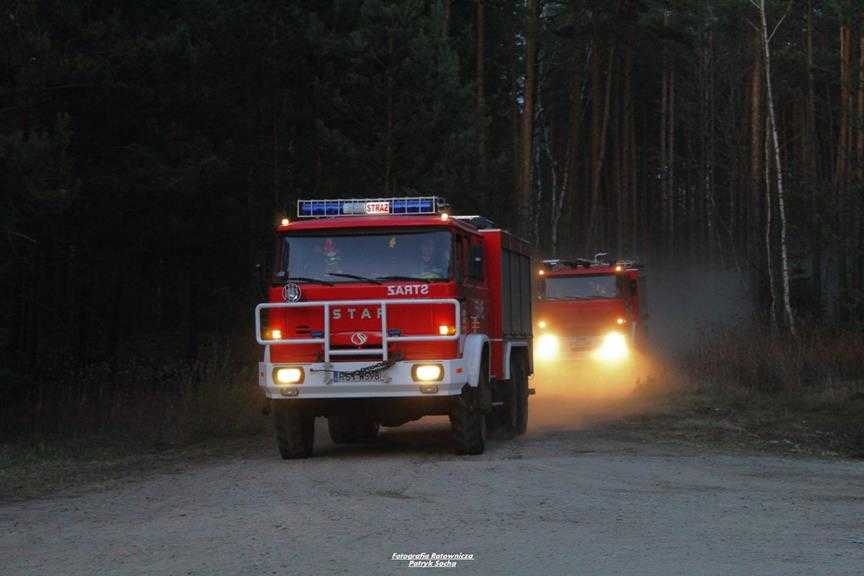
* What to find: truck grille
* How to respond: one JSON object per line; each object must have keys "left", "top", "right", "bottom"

{"left": 567, "top": 336, "right": 596, "bottom": 351}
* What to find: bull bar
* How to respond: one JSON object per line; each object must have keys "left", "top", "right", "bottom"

{"left": 255, "top": 298, "right": 461, "bottom": 362}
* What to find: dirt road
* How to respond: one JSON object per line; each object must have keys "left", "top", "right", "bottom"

{"left": 2, "top": 396, "right": 863, "bottom": 575}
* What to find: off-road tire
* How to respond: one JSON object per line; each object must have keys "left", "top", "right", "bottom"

{"left": 451, "top": 357, "right": 488, "bottom": 455}
{"left": 328, "top": 415, "right": 380, "bottom": 444}
{"left": 273, "top": 402, "right": 315, "bottom": 459}
{"left": 487, "top": 377, "right": 517, "bottom": 439}
{"left": 512, "top": 354, "right": 529, "bottom": 435}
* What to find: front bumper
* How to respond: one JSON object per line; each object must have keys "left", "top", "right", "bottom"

{"left": 258, "top": 359, "right": 467, "bottom": 399}
{"left": 560, "top": 335, "right": 600, "bottom": 356}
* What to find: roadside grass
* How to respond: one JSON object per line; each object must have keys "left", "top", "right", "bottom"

{"left": 0, "top": 435, "right": 266, "bottom": 502}
{"left": 627, "top": 327, "right": 864, "bottom": 457}
{"left": 0, "top": 340, "right": 269, "bottom": 502}
{"left": 3, "top": 328, "right": 863, "bottom": 502}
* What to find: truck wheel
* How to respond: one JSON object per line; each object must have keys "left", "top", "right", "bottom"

{"left": 450, "top": 359, "right": 488, "bottom": 455}
{"left": 328, "top": 415, "right": 380, "bottom": 444}
{"left": 488, "top": 375, "right": 517, "bottom": 438}
{"left": 273, "top": 402, "right": 315, "bottom": 459}
{"left": 512, "top": 354, "right": 529, "bottom": 436}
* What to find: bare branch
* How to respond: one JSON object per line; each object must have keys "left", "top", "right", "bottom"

{"left": 768, "top": 0, "right": 794, "bottom": 42}
{"left": 7, "top": 229, "right": 37, "bottom": 244}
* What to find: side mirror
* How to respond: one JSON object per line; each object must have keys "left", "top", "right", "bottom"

{"left": 469, "top": 245, "right": 484, "bottom": 279}
{"left": 254, "top": 263, "right": 267, "bottom": 300}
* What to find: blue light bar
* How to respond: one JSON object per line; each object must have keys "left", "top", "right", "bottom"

{"left": 296, "top": 196, "right": 447, "bottom": 218}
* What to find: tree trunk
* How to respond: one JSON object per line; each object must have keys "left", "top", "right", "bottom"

{"left": 836, "top": 21, "right": 854, "bottom": 317}
{"left": 620, "top": 46, "right": 632, "bottom": 257}
{"left": 836, "top": 24, "right": 851, "bottom": 194}
{"left": 857, "top": 18, "right": 864, "bottom": 305}
{"left": 512, "top": 83, "right": 521, "bottom": 220}
{"left": 660, "top": 49, "right": 669, "bottom": 263}
{"left": 859, "top": 17, "right": 864, "bottom": 175}
{"left": 667, "top": 65, "right": 676, "bottom": 259}
{"left": 765, "top": 115, "right": 777, "bottom": 328}
{"left": 703, "top": 29, "right": 717, "bottom": 264}
{"left": 475, "top": 0, "right": 487, "bottom": 182}
{"left": 534, "top": 68, "right": 544, "bottom": 247}
{"left": 759, "top": 0, "right": 796, "bottom": 335}
{"left": 805, "top": 0, "right": 823, "bottom": 314}
{"left": 750, "top": 35, "right": 764, "bottom": 258}
{"left": 518, "top": 0, "right": 537, "bottom": 239}
{"left": 385, "top": 29, "right": 395, "bottom": 194}
{"left": 586, "top": 44, "right": 616, "bottom": 252}
{"left": 553, "top": 43, "right": 591, "bottom": 256}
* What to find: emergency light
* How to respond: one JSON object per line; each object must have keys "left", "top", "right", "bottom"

{"left": 296, "top": 196, "right": 447, "bottom": 218}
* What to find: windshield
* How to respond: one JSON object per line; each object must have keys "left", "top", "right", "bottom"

{"left": 273, "top": 230, "right": 452, "bottom": 284}
{"left": 543, "top": 274, "right": 620, "bottom": 300}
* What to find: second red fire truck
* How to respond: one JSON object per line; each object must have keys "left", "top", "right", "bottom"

{"left": 256, "top": 197, "right": 533, "bottom": 458}
{"left": 533, "top": 255, "right": 647, "bottom": 383}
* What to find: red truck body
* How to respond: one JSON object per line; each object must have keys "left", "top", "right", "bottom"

{"left": 534, "top": 258, "right": 645, "bottom": 365}
{"left": 255, "top": 198, "right": 533, "bottom": 457}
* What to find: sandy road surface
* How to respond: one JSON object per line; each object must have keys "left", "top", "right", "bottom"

{"left": 2, "top": 396, "right": 864, "bottom": 576}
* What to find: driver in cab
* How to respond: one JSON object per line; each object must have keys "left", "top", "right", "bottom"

{"left": 416, "top": 235, "right": 449, "bottom": 279}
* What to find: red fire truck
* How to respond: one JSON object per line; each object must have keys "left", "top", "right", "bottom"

{"left": 533, "top": 255, "right": 646, "bottom": 380}
{"left": 256, "top": 197, "right": 533, "bottom": 458}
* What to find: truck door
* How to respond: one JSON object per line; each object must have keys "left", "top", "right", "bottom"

{"left": 459, "top": 234, "right": 488, "bottom": 336}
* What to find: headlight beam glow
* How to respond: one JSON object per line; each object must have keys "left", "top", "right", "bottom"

{"left": 592, "top": 332, "right": 629, "bottom": 363}
{"left": 536, "top": 334, "right": 560, "bottom": 361}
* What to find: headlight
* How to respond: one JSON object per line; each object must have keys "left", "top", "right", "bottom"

{"left": 274, "top": 367, "right": 304, "bottom": 385}
{"left": 412, "top": 364, "right": 444, "bottom": 382}
{"left": 592, "top": 332, "right": 629, "bottom": 362}
{"left": 536, "top": 333, "right": 560, "bottom": 361}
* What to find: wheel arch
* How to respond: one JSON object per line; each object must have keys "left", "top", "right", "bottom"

{"left": 503, "top": 340, "right": 530, "bottom": 380}
{"left": 463, "top": 334, "right": 490, "bottom": 388}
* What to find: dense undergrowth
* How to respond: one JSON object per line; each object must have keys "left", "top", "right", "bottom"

{"left": 1, "top": 337, "right": 266, "bottom": 447}
{"left": 678, "top": 327, "right": 864, "bottom": 455}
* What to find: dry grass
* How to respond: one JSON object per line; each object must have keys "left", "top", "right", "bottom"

{"left": 672, "top": 327, "right": 864, "bottom": 456}
{"left": 0, "top": 338, "right": 269, "bottom": 501}
{"left": 2, "top": 339, "right": 265, "bottom": 444}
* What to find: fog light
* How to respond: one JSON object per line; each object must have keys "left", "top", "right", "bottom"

{"left": 274, "top": 367, "right": 304, "bottom": 385}
{"left": 412, "top": 364, "right": 444, "bottom": 382}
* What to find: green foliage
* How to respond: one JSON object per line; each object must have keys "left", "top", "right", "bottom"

{"left": 311, "top": 0, "right": 475, "bottom": 196}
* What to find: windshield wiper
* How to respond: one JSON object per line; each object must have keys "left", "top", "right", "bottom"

{"left": 283, "top": 276, "right": 335, "bottom": 286}
{"left": 327, "top": 272, "right": 382, "bottom": 285}
{"left": 375, "top": 275, "right": 437, "bottom": 282}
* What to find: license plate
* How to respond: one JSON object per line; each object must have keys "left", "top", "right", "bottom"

{"left": 570, "top": 337, "right": 593, "bottom": 351}
{"left": 333, "top": 371, "right": 384, "bottom": 383}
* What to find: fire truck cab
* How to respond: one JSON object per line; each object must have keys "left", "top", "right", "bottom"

{"left": 256, "top": 197, "right": 533, "bottom": 458}
{"left": 533, "top": 255, "right": 646, "bottom": 375}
